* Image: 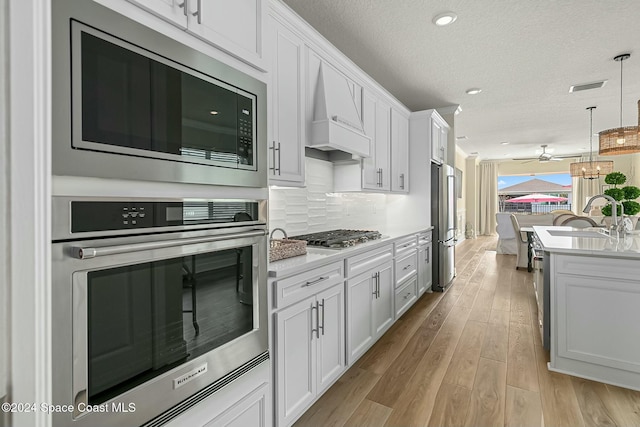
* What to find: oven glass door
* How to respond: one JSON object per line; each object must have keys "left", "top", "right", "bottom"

{"left": 72, "top": 236, "right": 261, "bottom": 407}
{"left": 73, "top": 22, "right": 256, "bottom": 170}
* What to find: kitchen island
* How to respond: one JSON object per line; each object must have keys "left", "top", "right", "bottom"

{"left": 533, "top": 225, "right": 640, "bottom": 392}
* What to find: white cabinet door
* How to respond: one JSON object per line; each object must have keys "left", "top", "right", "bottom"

{"left": 361, "top": 90, "right": 379, "bottom": 190}
{"left": 440, "top": 125, "right": 449, "bottom": 165}
{"left": 270, "top": 18, "right": 305, "bottom": 185}
{"left": 391, "top": 108, "right": 409, "bottom": 192}
{"left": 126, "top": 0, "right": 188, "bottom": 28}
{"left": 375, "top": 99, "right": 391, "bottom": 191}
{"left": 431, "top": 115, "right": 447, "bottom": 164}
{"left": 418, "top": 244, "right": 432, "bottom": 296}
{"left": 372, "top": 260, "right": 394, "bottom": 337}
{"left": 275, "top": 296, "right": 316, "bottom": 426}
{"left": 187, "top": 0, "right": 266, "bottom": 69}
{"left": 347, "top": 273, "right": 374, "bottom": 364}
{"left": 315, "top": 283, "right": 345, "bottom": 394}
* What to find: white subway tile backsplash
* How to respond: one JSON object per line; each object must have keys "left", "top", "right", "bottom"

{"left": 269, "top": 158, "right": 388, "bottom": 235}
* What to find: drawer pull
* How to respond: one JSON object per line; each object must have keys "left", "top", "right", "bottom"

{"left": 305, "top": 276, "right": 327, "bottom": 287}
{"left": 403, "top": 264, "right": 412, "bottom": 270}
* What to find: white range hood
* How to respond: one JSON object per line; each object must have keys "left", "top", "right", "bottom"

{"left": 308, "top": 63, "right": 371, "bottom": 161}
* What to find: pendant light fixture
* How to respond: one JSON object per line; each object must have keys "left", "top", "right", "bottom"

{"left": 570, "top": 106, "right": 614, "bottom": 179}
{"left": 599, "top": 53, "right": 640, "bottom": 155}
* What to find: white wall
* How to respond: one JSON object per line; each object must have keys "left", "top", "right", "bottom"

{"left": 455, "top": 146, "right": 467, "bottom": 241}
{"left": 465, "top": 156, "right": 479, "bottom": 238}
{"left": 269, "top": 158, "right": 389, "bottom": 235}
{"left": 0, "top": 0, "right": 8, "bottom": 414}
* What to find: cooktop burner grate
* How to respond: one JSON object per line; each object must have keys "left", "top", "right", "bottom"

{"left": 291, "top": 229, "right": 382, "bottom": 248}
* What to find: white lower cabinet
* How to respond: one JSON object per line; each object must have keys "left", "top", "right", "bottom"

{"left": 163, "top": 360, "right": 271, "bottom": 427}
{"left": 417, "top": 231, "right": 433, "bottom": 296}
{"left": 346, "top": 248, "right": 394, "bottom": 365}
{"left": 395, "top": 276, "right": 418, "bottom": 318}
{"left": 274, "top": 278, "right": 345, "bottom": 426}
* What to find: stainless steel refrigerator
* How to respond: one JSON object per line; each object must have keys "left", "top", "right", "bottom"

{"left": 431, "top": 163, "right": 456, "bottom": 291}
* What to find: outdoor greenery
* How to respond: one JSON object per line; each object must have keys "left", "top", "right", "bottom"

{"left": 602, "top": 172, "right": 640, "bottom": 216}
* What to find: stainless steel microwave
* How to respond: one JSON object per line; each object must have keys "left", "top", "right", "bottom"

{"left": 52, "top": 0, "right": 267, "bottom": 187}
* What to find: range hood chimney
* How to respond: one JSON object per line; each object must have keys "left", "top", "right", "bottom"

{"left": 308, "top": 63, "right": 371, "bottom": 162}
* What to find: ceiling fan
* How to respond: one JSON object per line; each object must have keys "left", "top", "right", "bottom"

{"left": 514, "top": 145, "right": 572, "bottom": 163}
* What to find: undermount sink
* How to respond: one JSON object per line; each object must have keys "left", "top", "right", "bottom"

{"left": 547, "top": 229, "right": 609, "bottom": 239}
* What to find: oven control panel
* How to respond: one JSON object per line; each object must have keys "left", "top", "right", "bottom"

{"left": 69, "top": 200, "right": 260, "bottom": 234}
{"left": 72, "top": 202, "right": 156, "bottom": 232}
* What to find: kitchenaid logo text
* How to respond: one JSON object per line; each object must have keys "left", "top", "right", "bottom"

{"left": 173, "top": 364, "right": 208, "bottom": 389}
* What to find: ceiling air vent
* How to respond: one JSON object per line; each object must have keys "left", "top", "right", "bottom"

{"left": 569, "top": 80, "right": 607, "bottom": 93}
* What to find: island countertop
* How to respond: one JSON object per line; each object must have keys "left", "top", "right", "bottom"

{"left": 533, "top": 225, "right": 640, "bottom": 259}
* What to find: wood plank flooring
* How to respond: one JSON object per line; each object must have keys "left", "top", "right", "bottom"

{"left": 293, "top": 236, "right": 640, "bottom": 427}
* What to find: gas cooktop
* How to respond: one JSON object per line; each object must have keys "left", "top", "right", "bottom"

{"left": 291, "top": 229, "right": 382, "bottom": 249}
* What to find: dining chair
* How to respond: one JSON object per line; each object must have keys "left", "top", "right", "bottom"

{"left": 553, "top": 213, "right": 575, "bottom": 225}
{"left": 561, "top": 216, "right": 599, "bottom": 228}
{"left": 510, "top": 214, "right": 529, "bottom": 270}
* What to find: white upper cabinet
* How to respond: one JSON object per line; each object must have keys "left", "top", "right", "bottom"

{"left": 127, "top": 0, "right": 266, "bottom": 70}
{"left": 126, "top": 0, "right": 188, "bottom": 28}
{"left": 430, "top": 111, "right": 449, "bottom": 165}
{"left": 374, "top": 98, "right": 392, "bottom": 191}
{"left": 269, "top": 16, "right": 305, "bottom": 186}
{"left": 188, "top": 0, "right": 266, "bottom": 70}
{"left": 360, "top": 91, "right": 391, "bottom": 191}
{"left": 391, "top": 108, "right": 409, "bottom": 192}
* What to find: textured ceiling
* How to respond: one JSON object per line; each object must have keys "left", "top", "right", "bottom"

{"left": 280, "top": 0, "right": 640, "bottom": 161}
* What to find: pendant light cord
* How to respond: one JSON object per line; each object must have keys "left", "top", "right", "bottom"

{"left": 589, "top": 106, "right": 594, "bottom": 163}
{"left": 620, "top": 57, "right": 624, "bottom": 127}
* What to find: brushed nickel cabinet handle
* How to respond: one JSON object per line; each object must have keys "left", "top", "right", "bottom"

{"left": 277, "top": 142, "right": 281, "bottom": 175}
{"left": 311, "top": 303, "right": 318, "bottom": 338}
{"left": 192, "top": 0, "right": 202, "bottom": 24}
{"left": 319, "top": 299, "right": 325, "bottom": 336}
{"left": 304, "top": 276, "right": 327, "bottom": 287}
{"left": 178, "top": 1, "right": 188, "bottom": 16}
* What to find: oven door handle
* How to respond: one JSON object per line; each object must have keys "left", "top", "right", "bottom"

{"left": 72, "top": 229, "right": 267, "bottom": 259}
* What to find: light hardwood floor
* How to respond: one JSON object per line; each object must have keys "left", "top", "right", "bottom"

{"left": 293, "top": 236, "right": 640, "bottom": 427}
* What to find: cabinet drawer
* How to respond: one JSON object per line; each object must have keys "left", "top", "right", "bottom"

{"left": 346, "top": 245, "right": 393, "bottom": 279}
{"left": 417, "top": 230, "right": 432, "bottom": 246}
{"left": 395, "top": 276, "right": 417, "bottom": 318}
{"left": 554, "top": 254, "right": 638, "bottom": 281}
{"left": 395, "top": 251, "right": 417, "bottom": 286}
{"left": 394, "top": 235, "right": 417, "bottom": 256}
{"left": 273, "top": 261, "right": 344, "bottom": 309}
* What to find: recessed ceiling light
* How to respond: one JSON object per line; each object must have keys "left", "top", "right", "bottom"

{"left": 432, "top": 12, "right": 457, "bottom": 26}
{"left": 210, "top": 111, "right": 219, "bottom": 115}
{"left": 500, "top": 141, "right": 509, "bottom": 145}
{"left": 456, "top": 136, "right": 468, "bottom": 140}
{"left": 465, "top": 88, "right": 482, "bottom": 95}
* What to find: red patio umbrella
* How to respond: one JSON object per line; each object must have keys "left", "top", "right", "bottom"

{"left": 508, "top": 193, "right": 568, "bottom": 203}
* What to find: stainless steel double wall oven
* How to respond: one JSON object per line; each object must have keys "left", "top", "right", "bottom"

{"left": 51, "top": 0, "right": 270, "bottom": 425}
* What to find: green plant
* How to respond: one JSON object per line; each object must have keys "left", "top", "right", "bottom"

{"left": 602, "top": 172, "right": 640, "bottom": 216}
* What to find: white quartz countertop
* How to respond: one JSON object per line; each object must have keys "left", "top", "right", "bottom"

{"left": 533, "top": 225, "right": 640, "bottom": 258}
{"left": 268, "top": 226, "right": 433, "bottom": 279}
